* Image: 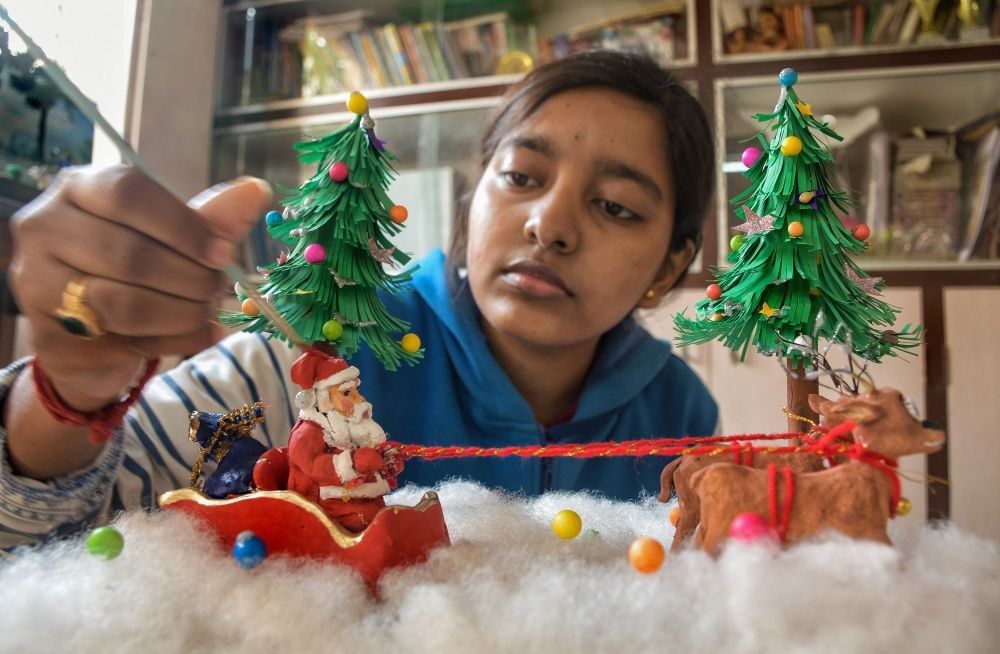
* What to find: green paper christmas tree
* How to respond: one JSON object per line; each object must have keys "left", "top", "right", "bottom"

{"left": 221, "top": 92, "right": 422, "bottom": 371}
{"left": 675, "top": 68, "right": 920, "bottom": 369}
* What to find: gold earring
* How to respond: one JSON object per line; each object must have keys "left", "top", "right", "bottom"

{"left": 644, "top": 289, "right": 656, "bottom": 299}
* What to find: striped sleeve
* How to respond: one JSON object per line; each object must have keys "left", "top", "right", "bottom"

{"left": 0, "top": 332, "right": 299, "bottom": 552}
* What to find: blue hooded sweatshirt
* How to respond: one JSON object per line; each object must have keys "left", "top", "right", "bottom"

{"left": 346, "top": 250, "right": 718, "bottom": 500}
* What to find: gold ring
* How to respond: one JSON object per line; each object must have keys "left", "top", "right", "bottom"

{"left": 55, "top": 278, "right": 105, "bottom": 339}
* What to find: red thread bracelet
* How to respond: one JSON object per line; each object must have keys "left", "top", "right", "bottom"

{"left": 31, "top": 357, "right": 160, "bottom": 444}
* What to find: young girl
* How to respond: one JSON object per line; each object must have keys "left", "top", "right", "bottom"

{"left": 0, "top": 51, "right": 717, "bottom": 550}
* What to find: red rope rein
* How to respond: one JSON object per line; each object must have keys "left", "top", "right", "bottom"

{"left": 388, "top": 423, "right": 859, "bottom": 462}
{"left": 768, "top": 465, "right": 795, "bottom": 542}
{"left": 388, "top": 420, "right": 900, "bottom": 516}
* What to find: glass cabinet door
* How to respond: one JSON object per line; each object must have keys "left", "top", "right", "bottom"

{"left": 213, "top": 101, "right": 496, "bottom": 268}
{"left": 716, "top": 62, "right": 1000, "bottom": 267}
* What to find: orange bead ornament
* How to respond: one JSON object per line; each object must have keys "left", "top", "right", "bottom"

{"left": 787, "top": 221, "right": 804, "bottom": 238}
{"left": 852, "top": 224, "right": 871, "bottom": 241}
{"left": 669, "top": 506, "right": 681, "bottom": 527}
{"left": 628, "top": 537, "right": 665, "bottom": 574}
{"left": 706, "top": 283, "right": 722, "bottom": 300}
{"left": 389, "top": 205, "right": 409, "bottom": 224}
{"left": 241, "top": 298, "right": 260, "bottom": 316}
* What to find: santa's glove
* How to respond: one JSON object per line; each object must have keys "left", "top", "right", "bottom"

{"left": 380, "top": 446, "right": 404, "bottom": 480}
{"left": 353, "top": 447, "right": 384, "bottom": 474}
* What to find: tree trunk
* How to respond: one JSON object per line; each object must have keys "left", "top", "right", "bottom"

{"left": 786, "top": 358, "right": 819, "bottom": 434}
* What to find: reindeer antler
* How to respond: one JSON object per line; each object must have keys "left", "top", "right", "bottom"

{"left": 774, "top": 311, "right": 876, "bottom": 396}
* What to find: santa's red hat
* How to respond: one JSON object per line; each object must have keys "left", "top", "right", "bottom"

{"left": 290, "top": 349, "right": 359, "bottom": 391}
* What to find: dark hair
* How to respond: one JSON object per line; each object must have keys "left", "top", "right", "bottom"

{"left": 447, "top": 50, "right": 715, "bottom": 287}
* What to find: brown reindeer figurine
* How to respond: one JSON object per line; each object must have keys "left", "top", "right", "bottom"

{"left": 659, "top": 447, "right": 828, "bottom": 552}
{"left": 690, "top": 389, "right": 945, "bottom": 554}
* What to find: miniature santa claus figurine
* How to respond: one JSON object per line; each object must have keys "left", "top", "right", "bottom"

{"left": 285, "top": 349, "right": 403, "bottom": 532}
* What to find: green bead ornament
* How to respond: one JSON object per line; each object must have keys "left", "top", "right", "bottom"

{"left": 86, "top": 526, "right": 124, "bottom": 560}
{"left": 730, "top": 234, "right": 745, "bottom": 251}
{"left": 322, "top": 319, "right": 344, "bottom": 341}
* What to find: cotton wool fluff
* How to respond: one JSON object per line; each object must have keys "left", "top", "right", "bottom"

{"left": 1, "top": 480, "right": 998, "bottom": 654}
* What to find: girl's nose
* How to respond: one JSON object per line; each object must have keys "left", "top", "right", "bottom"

{"left": 523, "top": 184, "right": 580, "bottom": 253}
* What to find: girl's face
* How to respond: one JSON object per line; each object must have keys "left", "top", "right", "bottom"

{"left": 466, "top": 87, "right": 694, "bottom": 352}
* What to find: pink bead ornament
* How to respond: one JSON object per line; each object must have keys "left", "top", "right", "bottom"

{"left": 304, "top": 244, "right": 326, "bottom": 264}
{"left": 741, "top": 147, "right": 763, "bottom": 169}
{"left": 728, "top": 512, "right": 779, "bottom": 545}
{"left": 329, "top": 162, "right": 349, "bottom": 182}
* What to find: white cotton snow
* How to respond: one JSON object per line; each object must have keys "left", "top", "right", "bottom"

{"left": 1, "top": 480, "right": 997, "bottom": 654}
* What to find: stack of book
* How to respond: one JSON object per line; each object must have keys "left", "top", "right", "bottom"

{"left": 718, "top": 0, "right": 992, "bottom": 54}
{"left": 280, "top": 10, "right": 538, "bottom": 93}
{"left": 543, "top": 2, "right": 688, "bottom": 65}
{"left": 891, "top": 134, "right": 962, "bottom": 259}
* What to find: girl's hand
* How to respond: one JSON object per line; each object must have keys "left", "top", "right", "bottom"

{"left": 8, "top": 164, "right": 271, "bottom": 411}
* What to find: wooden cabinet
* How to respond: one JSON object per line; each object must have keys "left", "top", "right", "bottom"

{"left": 209, "top": 0, "right": 1000, "bottom": 526}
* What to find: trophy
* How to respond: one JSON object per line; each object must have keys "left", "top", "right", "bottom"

{"left": 911, "top": 0, "right": 946, "bottom": 43}
{"left": 956, "top": 0, "right": 991, "bottom": 41}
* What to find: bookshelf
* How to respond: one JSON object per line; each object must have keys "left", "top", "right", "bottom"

{"left": 210, "top": 0, "right": 1000, "bottom": 529}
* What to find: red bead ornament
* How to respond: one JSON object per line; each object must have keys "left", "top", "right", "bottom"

{"left": 852, "top": 224, "right": 871, "bottom": 241}
{"left": 389, "top": 205, "right": 408, "bottom": 224}
{"left": 329, "top": 162, "right": 349, "bottom": 182}
{"left": 706, "top": 283, "right": 722, "bottom": 300}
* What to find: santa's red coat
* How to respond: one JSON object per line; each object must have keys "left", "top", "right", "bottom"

{"left": 286, "top": 418, "right": 391, "bottom": 531}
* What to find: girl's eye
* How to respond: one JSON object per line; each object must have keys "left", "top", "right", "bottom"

{"left": 501, "top": 171, "right": 537, "bottom": 188}
{"left": 595, "top": 199, "right": 640, "bottom": 221}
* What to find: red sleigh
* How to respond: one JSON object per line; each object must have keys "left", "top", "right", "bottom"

{"left": 159, "top": 446, "right": 450, "bottom": 589}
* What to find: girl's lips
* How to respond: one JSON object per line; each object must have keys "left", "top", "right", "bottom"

{"left": 501, "top": 261, "right": 573, "bottom": 299}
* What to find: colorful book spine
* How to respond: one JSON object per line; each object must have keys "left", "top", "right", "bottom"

{"left": 398, "top": 24, "right": 431, "bottom": 84}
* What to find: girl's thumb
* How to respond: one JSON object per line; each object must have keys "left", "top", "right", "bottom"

{"left": 188, "top": 176, "right": 273, "bottom": 241}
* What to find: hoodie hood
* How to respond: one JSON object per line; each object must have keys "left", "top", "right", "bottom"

{"left": 408, "top": 250, "right": 674, "bottom": 427}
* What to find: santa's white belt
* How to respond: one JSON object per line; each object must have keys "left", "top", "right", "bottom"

{"left": 319, "top": 476, "right": 390, "bottom": 500}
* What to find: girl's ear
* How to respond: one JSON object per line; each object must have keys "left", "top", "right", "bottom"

{"left": 637, "top": 239, "right": 696, "bottom": 308}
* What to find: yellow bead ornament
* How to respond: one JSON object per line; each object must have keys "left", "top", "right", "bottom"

{"left": 781, "top": 136, "right": 803, "bottom": 156}
{"left": 795, "top": 101, "right": 812, "bottom": 116}
{"left": 896, "top": 497, "right": 912, "bottom": 516}
{"left": 346, "top": 91, "right": 368, "bottom": 115}
{"left": 552, "top": 509, "right": 583, "bottom": 540}
{"left": 401, "top": 333, "right": 421, "bottom": 353}
{"left": 798, "top": 191, "right": 817, "bottom": 204}
{"left": 788, "top": 221, "right": 804, "bottom": 238}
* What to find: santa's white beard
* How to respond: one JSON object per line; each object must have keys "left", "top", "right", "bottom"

{"left": 299, "top": 401, "right": 387, "bottom": 450}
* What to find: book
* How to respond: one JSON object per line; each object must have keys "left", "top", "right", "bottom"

{"left": 853, "top": 2, "right": 867, "bottom": 46}
{"left": 802, "top": 4, "right": 816, "bottom": 49}
{"left": 410, "top": 23, "right": 441, "bottom": 81}
{"left": 347, "top": 31, "right": 376, "bottom": 87}
{"left": 898, "top": 5, "right": 922, "bottom": 44}
{"left": 398, "top": 24, "right": 431, "bottom": 84}
{"left": 356, "top": 30, "right": 388, "bottom": 87}
{"left": 371, "top": 28, "right": 402, "bottom": 86}
{"left": 959, "top": 126, "right": 1000, "bottom": 260}
{"left": 815, "top": 23, "right": 836, "bottom": 49}
{"left": 436, "top": 23, "right": 468, "bottom": 79}
{"left": 418, "top": 21, "right": 452, "bottom": 81}
{"left": 381, "top": 24, "right": 414, "bottom": 85}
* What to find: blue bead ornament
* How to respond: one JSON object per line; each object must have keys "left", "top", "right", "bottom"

{"left": 265, "top": 210, "right": 283, "bottom": 226}
{"left": 233, "top": 531, "right": 266, "bottom": 569}
{"left": 779, "top": 68, "right": 798, "bottom": 87}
